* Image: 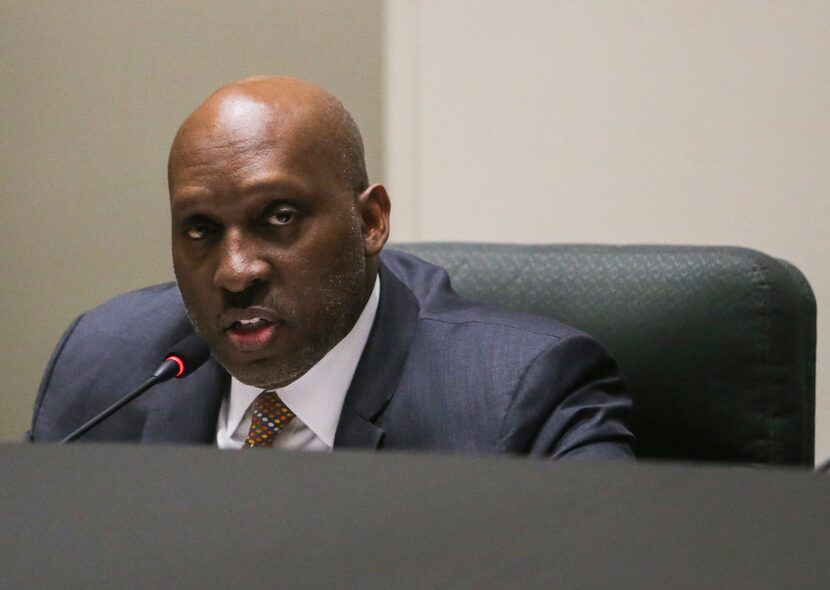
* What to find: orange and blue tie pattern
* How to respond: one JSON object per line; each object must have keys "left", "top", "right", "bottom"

{"left": 244, "top": 390, "right": 296, "bottom": 448}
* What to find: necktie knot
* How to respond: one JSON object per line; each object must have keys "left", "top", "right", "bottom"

{"left": 244, "top": 390, "right": 296, "bottom": 448}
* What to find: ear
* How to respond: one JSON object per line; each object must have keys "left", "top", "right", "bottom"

{"left": 355, "top": 184, "right": 391, "bottom": 257}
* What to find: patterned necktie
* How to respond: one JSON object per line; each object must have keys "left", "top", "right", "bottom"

{"left": 244, "top": 390, "right": 296, "bottom": 448}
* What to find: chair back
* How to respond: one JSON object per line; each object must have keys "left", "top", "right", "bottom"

{"left": 393, "top": 243, "right": 816, "bottom": 465}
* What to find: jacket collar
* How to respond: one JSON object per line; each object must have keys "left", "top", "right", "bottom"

{"left": 333, "top": 261, "right": 420, "bottom": 449}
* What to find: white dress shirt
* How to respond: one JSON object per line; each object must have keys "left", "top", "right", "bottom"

{"left": 215, "top": 277, "right": 380, "bottom": 451}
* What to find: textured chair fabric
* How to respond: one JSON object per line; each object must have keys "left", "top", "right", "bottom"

{"left": 392, "top": 243, "right": 816, "bottom": 465}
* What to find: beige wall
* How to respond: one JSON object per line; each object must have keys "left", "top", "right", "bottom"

{"left": 384, "top": 1, "right": 830, "bottom": 462}
{"left": 0, "top": 0, "right": 384, "bottom": 439}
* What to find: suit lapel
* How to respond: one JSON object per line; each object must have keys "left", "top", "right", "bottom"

{"left": 141, "top": 356, "right": 228, "bottom": 444}
{"left": 334, "top": 262, "right": 420, "bottom": 449}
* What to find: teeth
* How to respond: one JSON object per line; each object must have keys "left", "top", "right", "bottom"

{"left": 238, "top": 317, "right": 264, "bottom": 326}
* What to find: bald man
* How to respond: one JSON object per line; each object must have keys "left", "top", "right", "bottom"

{"left": 28, "top": 77, "right": 634, "bottom": 458}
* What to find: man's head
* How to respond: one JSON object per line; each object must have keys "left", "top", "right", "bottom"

{"left": 168, "top": 76, "right": 390, "bottom": 389}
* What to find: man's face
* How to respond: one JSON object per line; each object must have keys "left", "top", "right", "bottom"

{"left": 169, "top": 98, "right": 371, "bottom": 388}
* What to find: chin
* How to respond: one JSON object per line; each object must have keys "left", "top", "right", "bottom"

{"left": 217, "top": 353, "right": 311, "bottom": 390}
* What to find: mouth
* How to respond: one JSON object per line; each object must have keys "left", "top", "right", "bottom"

{"left": 221, "top": 308, "right": 282, "bottom": 352}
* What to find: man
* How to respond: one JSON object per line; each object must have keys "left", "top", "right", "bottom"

{"left": 28, "top": 76, "right": 634, "bottom": 458}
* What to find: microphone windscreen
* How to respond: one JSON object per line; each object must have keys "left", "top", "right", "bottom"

{"left": 165, "top": 333, "right": 211, "bottom": 378}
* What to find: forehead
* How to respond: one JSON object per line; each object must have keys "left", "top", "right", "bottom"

{"left": 216, "top": 95, "right": 272, "bottom": 136}
{"left": 169, "top": 95, "right": 340, "bottom": 198}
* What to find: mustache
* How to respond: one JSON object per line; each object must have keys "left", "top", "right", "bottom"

{"left": 222, "top": 284, "right": 287, "bottom": 315}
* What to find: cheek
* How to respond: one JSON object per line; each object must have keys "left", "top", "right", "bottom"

{"left": 171, "top": 246, "right": 190, "bottom": 285}
{"left": 282, "top": 228, "right": 364, "bottom": 306}
{"left": 299, "top": 225, "right": 365, "bottom": 281}
{"left": 173, "top": 256, "right": 215, "bottom": 311}
{"left": 308, "top": 241, "right": 366, "bottom": 302}
{"left": 173, "top": 259, "right": 194, "bottom": 296}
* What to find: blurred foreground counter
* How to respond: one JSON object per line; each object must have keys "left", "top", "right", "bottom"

{"left": 1, "top": 444, "right": 828, "bottom": 589}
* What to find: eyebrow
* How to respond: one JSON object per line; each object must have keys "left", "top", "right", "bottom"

{"left": 169, "top": 188, "right": 210, "bottom": 212}
{"left": 170, "top": 178, "right": 317, "bottom": 216}
{"left": 239, "top": 175, "right": 314, "bottom": 197}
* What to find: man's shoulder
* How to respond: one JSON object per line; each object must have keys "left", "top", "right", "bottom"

{"left": 89, "top": 281, "right": 183, "bottom": 314}
{"left": 380, "top": 248, "right": 584, "bottom": 343}
{"left": 72, "top": 282, "right": 187, "bottom": 338}
{"left": 377, "top": 249, "right": 633, "bottom": 459}
{"left": 54, "top": 282, "right": 191, "bottom": 363}
{"left": 30, "top": 283, "right": 197, "bottom": 442}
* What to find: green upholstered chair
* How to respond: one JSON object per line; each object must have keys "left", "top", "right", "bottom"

{"left": 393, "top": 243, "right": 816, "bottom": 466}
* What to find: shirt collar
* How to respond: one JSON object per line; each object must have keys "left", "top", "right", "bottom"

{"left": 226, "top": 276, "right": 380, "bottom": 448}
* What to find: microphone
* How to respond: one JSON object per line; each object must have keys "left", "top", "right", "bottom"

{"left": 59, "top": 333, "right": 211, "bottom": 444}
{"left": 152, "top": 332, "right": 212, "bottom": 380}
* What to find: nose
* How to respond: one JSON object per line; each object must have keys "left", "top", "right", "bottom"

{"left": 213, "top": 230, "right": 271, "bottom": 293}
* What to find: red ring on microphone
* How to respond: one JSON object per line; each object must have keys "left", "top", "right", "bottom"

{"left": 166, "top": 355, "right": 185, "bottom": 378}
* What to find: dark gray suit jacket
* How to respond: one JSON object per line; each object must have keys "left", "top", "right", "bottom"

{"left": 28, "top": 250, "right": 634, "bottom": 459}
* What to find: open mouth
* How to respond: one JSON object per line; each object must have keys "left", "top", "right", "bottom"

{"left": 231, "top": 317, "right": 271, "bottom": 330}
{"left": 225, "top": 317, "right": 278, "bottom": 352}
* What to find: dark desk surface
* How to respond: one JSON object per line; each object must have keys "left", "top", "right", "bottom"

{"left": 1, "top": 445, "right": 828, "bottom": 589}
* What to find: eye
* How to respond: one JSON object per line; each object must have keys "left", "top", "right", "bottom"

{"left": 265, "top": 207, "right": 297, "bottom": 226}
{"left": 184, "top": 221, "right": 217, "bottom": 240}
